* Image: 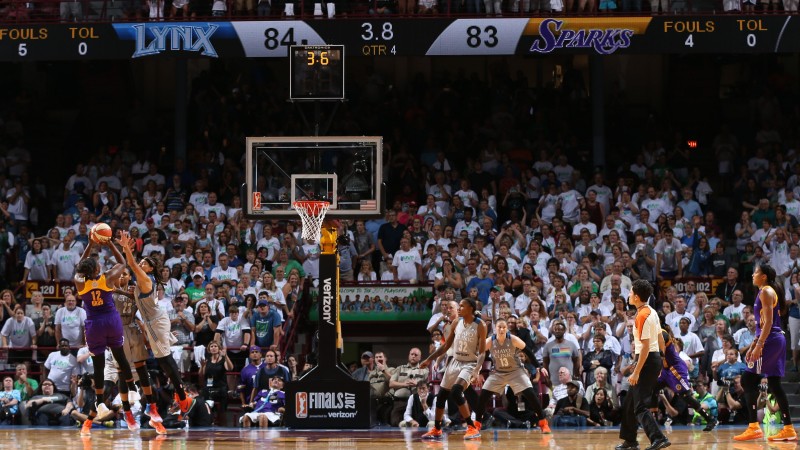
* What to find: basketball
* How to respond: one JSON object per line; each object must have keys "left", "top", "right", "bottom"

{"left": 91, "top": 223, "right": 113, "bottom": 244}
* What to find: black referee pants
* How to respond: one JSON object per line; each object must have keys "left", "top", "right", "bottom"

{"left": 619, "top": 352, "right": 666, "bottom": 444}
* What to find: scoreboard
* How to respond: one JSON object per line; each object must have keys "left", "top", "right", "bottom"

{"left": 0, "top": 16, "right": 797, "bottom": 60}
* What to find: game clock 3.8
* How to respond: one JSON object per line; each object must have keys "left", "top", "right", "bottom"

{"left": 289, "top": 45, "right": 345, "bottom": 101}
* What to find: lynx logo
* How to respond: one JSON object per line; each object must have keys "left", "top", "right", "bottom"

{"left": 132, "top": 24, "right": 219, "bottom": 58}
{"left": 530, "top": 18, "right": 633, "bottom": 55}
{"left": 296, "top": 392, "right": 308, "bottom": 418}
{"left": 322, "top": 277, "right": 334, "bottom": 326}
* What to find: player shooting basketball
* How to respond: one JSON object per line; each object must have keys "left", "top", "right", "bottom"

{"left": 73, "top": 237, "right": 139, "bottom": 436}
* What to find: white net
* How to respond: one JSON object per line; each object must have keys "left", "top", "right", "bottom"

{"left": 293, "top": 201, "right": 331, "bottom": 242}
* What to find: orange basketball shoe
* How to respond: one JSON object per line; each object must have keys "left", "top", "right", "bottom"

{"left": 464, "top": 424, "right": 481, "bottom": 440}
{"left": 768, "top": 425, "right": 798, "bottom": 442}
{"left": 147, "top": 404, "right": 163, "bottom": 423}
{"left": 539, "top": 419, "right": 552, "bottom": 434}
{"left": 124, "top": 410, "right": 140, "bottom": 431}
{"left": 421, "top": 427, "right": 444, "bottom": 440}
{"left": 734, "top": 424, "right": 764, "bottom": 441}
{"left": 81, "top": 419, "right": 93, "bottom": 436}
{"left": 150, "top": 419, "right": 168, "bottom": 435}
{"left": 175, "top": 393, "right": 192, "bottom": 414}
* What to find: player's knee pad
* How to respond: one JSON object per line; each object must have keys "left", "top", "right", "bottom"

{"left": 436, "top": 390, "right": 449, "bottom": 409}
{"left": 135, "top": 365, "right": 150, "bottom": 385}
{"left": 451, "top": 383, "right": 466, "bottom": 406}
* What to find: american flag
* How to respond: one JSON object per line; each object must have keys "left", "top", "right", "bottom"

{"left": 360, "top": 200, "right": 377, "bottom": 210}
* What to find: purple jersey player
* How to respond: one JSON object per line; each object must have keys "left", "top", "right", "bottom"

{"left": 735, "top": 264, "right": 796, "bottom": 442}
{"left": 656, "top": 325, "right": 716, "bottom": 431}
{"left": 78, "top": 273, "right": 121, "bottom": 349}
{"left": 73, "top": 236, "right": 139, "bottom": 436}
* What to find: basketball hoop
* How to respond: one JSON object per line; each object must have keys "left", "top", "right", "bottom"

{"left": 293, "top": 200, "right": 331, "bottom": 242}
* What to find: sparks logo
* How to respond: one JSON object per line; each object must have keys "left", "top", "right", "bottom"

{"left": 296, "top": 392, "right": 308, "bottom": 418}
{"left": 529, "top": 18, "right": 633, "bottom": 55}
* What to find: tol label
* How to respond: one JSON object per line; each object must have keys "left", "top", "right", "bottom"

{"left": 737, "top": 20, "right": 768, "bottom": 31}
{"left": 69, "top": 27, "right": 99, "bottom": 39}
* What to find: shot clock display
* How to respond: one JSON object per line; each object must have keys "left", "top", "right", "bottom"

{"left": 290, "top": 45, "right": 345, "bottom": 101}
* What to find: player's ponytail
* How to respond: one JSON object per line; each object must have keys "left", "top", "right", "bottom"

{"left": 463, "top": 297, "right": 479, "bottom": 319}
{"left": 757, "top": 263, "right": 786, "bottom": 317}
{"left": 143, "top": 256, "right": 165, "bottom": 289}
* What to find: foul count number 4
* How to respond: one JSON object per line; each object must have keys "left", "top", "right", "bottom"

{"left": 684, "top": 33, "right": 757, "bottom": 48}
{"left": 18, "top": 42, "right": 88, "bottom": 56}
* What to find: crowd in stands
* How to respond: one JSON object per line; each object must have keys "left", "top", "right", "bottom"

{"left": 337, "top": 64, "right": 798, "bottom": 429}
{"left": 0, "top": 57, "right": 794, "bottom": 431}
{"left": 4, "top": 0, "right": 797, "bottom": 24}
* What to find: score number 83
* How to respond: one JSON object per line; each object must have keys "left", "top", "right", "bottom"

{"left": 466, "top": 25, "right": 498, "bottom": 48}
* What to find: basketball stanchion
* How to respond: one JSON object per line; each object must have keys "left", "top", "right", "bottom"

{"left": 294, "top": 200, "right": 343, "bottom": 351}
{"left": 284, "top": 201, "right": 371, "bottom": 429}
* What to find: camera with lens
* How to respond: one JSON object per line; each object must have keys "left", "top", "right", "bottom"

{"left": 759, "top": 383, "right": 769, "bottom": 393}
{"left": 337, "top": 234, "right": 350, "bottom": 246}
{"left": 721, "top": 378, "right": 733, "bottom": 388}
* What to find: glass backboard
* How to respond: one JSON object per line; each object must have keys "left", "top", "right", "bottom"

{"left": 245, "top": 136, "right": 383, "bottom": 218}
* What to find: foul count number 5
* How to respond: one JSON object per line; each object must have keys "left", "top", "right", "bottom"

{"left": 466, "top": 25, "right": 498, "bottom": 48}
{"left": 18, "top": 42, "right": 88, "bottom": 56}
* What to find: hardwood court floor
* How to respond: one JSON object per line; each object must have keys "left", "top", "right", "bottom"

{"left": 0, "top": 425, "right": 797, "bottom": 449}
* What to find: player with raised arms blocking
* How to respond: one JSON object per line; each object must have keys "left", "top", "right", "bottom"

{"left": 112, "top": 267, "right": 167, "bottom": 434}
{"left": 734, "top": 263, "right": 797, "bottom": 442}
{"left": 420, "top": 298, "right": 487, "bottom": 441}
{"left": 472, "top": 317, "right": 551, "bottom": 434}
{"left": 74, "top": 236, "right": 139, "bottom": 436}
{"left": 656, "top": 322, "right": 717, "bottom": 431}
{"left": 117, "top": 231, "right": 193, "bottom": 417}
